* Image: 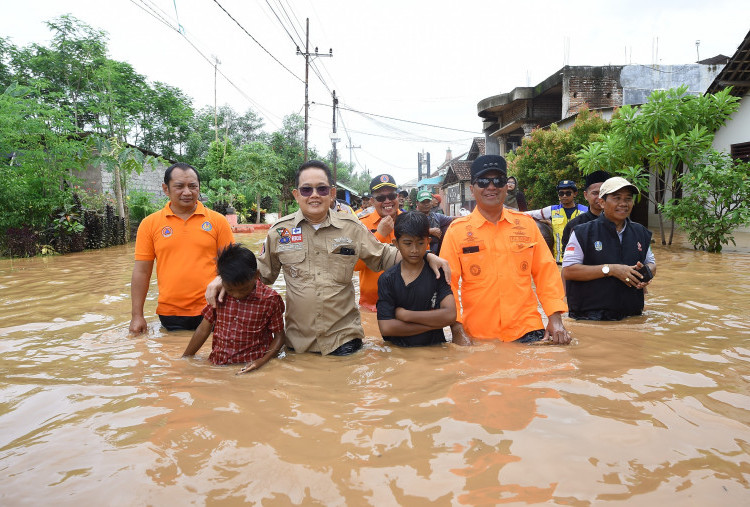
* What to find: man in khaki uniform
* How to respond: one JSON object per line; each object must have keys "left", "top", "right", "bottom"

{"left": 207, "top": 160, "right": 449, "bottom": 356}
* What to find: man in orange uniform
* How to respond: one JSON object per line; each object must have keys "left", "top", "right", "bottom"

{"left": 440, "top": 155, "right": 571, "bottom": 345}
{"left": 129, "top": 163, "right": 234, "bottom": 334}
{"left": 355, "top": 174, "right": 401, "bottom": 311}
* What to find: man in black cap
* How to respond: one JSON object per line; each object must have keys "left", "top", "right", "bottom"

{"left": 440, "top": 155, "right": 570, "bottom": 345}
{"left": 356, "top": 173, "right": 402, "bottom": 310}
{"left": 527, "top": 180, "right": 588, "bottom": 263}
{"left": 561, "top": 170, "right": 611, "bottom": 250}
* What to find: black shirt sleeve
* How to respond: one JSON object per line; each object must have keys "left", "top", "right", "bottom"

{"left": 376, "top": 268, "right": 397, "bottom": 320}
{"left": 435, "top": 268, "right": 453, "bottom": 306}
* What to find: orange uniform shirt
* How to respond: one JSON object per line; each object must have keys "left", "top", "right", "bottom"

{"left": 355, "top": 209, "right": 401, "bottom": 310}
{"left": 134, "top": 201, "right": 234, "bottom": 316}
{"left": 440, "top": 207, "right": 567, "bottom": 341}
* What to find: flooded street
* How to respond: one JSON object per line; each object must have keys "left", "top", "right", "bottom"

{"left": 1, "top": 231, "right": 749, "bottom": 505}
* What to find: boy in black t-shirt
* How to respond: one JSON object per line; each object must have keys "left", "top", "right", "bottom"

{"left": 377, "top": 212, "right": 456, "bottom": 347}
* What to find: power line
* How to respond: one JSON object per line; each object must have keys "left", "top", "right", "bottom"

{"left": 129, "top": 0, "right": 281, "bottom": 129}
{"left": 319, "top": 102, "right": 479, "bottom": 134}
{"left": 211, "top": 0, "right": 304, "bottom": 83}
{"left": 264, "top": 0, "right": 303, "bottom": 48}
{"left": 275, "top": 0, "right": 306, "bottom": 47}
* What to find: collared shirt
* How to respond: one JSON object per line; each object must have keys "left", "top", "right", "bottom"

{"left": 440, "top": 207, "right": 567, "bottom": 341}
{"left": 355, "top": 209, "right": 402, "bottom": 310}
{"left": 201, "top": 280, "right": 285, "bottom": 365}
{"left": 257, "top": 209, "right": 399, "bottom": 355}
{"left": 134, "top": 201, "right": 234, "bottom": 316}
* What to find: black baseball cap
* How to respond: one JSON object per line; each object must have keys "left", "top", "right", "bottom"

{"left": 557, "top": 180, "right": 577, "bottom": 191}
{"left": 470, "top": 155, "right": 507, "bottom": 182}
{"left": 370, "top": 174, "right": 398, "bottom": 192}
{"left": 584, "top": 170, "right": 611, "bottom": 190}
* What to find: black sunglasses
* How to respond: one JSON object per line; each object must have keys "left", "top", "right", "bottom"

{"left": 474, "top": 176, "right": 507, "bottom": 188}
{"left": 558, "top": 190, "right": 574, "bottom": 196}
{"left": 298, "top": 185, "right": 331, "bottom": 197}
{"left": 374, "top": 192, "right": 398, "bottom": 203}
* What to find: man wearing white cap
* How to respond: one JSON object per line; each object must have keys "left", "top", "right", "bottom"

{"left": 562, "top": 177, "right": 656, "bottom": 320}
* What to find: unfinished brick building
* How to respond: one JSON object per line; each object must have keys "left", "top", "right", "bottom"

{"left": 477, "top": 62, "right": 725, "bottom": 155}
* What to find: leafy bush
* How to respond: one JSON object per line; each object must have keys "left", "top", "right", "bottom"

{"left": 128, "top": 189, "right": 165, "bottom": 224}
{"left": 2, "top": 226, "right": 40, "bottom": 257}
{"left": 661, "top": 151, "right": 750, "bottom": 252}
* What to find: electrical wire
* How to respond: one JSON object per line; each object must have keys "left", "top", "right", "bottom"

{"left": 211, "top": 0, "right": 304, "bottom": 83}
{"left": 264, "top": 0, "right": 303, "bottom": 48}
{"left": 129, "top": 0, "right": 281, "bottom": 128}
{"left": 320, "top": 102, "right": 479, "bottom": 134}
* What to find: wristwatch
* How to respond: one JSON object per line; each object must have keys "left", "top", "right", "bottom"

{"left": 601, "top": 264, "right": 610, "bottom": 276}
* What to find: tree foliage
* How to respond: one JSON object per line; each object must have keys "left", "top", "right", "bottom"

{"left": 510, "top": 108, "right": 611, "bottom": 209}
{"left": 577, "top": 86, "right": 741, "bottom": 244}
{"left": 661, "top": 151, "right": 750, "bottom": 252}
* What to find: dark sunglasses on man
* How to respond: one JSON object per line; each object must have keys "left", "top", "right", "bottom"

{"left": 298, "top": 185, "right": 331, "bottom": 197}
{"left": 474, "top": 176, "right": 508, "bottom": 189}
{"left": 558, "top": 190, "right": 574, "bottom": 197}
{"left": 373, "top": 192, "right": 398, "bottom": 203}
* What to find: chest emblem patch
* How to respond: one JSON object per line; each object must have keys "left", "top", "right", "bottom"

{"left": 161, "top": 226, "right": 173, "bottom": 238}
{"left": 201, "top": 221, "right": 212, "bottom": 231}
{"left": 278, "top": 228, "right": 291, "bottom": 244}
{"left": 521, "top": 261, "right": 529, "bottom": 271}
{"left": 470, "top": 264, "right": 481, "bottom": 276}
{"left": 594, "top": 241, "right": 603, "bottom": 251}
{"left": 637, "top": 241, "right": 643, "bottom": 251}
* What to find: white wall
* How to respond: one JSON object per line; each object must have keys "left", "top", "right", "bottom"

{"left": 712, "top": 91, "right": 750, "bottom": 152}
{"left": 713, "top": 91, "right": 750, "bottom": 232}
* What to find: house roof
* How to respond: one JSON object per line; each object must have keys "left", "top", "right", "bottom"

{"left": 452, "top": 160, "right": 472, "bottom": 181}
{"left": 707, "top": 30, "right": 750, "bottom": 97}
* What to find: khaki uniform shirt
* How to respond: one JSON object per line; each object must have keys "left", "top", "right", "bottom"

{"left": 258, "top": 209, "right": 399, "bottom": 355}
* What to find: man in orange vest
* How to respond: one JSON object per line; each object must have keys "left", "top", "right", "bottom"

{"left": 356, "top": 174, "right": 401, "bottom": 311}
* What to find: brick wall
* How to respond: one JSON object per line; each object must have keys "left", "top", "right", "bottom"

{"left": 562, "top": 66, "right": 623, "bottom": 118}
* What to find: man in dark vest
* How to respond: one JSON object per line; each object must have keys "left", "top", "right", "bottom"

{"left": 561, "top": 177, "right": 656, "bottom": 320}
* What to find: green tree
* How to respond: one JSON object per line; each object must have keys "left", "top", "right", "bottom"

{"left": 269, "top": 114, "right": 318, "bottom": 215}
{"left": 229, "top": 142, "right": 283, "bottom": 223}
{"left": 661, "top": 151, "right": 750, "bottom": 252}
{"left": 578, "top": 86, "right": 740, "bottom": 244}
{"left": 511, "top": 108, "right": 610, "bottom": 208}
{"left": 89, "top": 136, "right": 160, "bottom": 238}
{"left": 0, "top": 82, "right": 87, "bottom": 231}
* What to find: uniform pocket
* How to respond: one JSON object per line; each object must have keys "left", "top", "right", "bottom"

{"left": 512, "top": 242, "right": 536, "bottom": 276}
{"left": 327, "top": 242, "right": 358, "bottom": 284}
{"left": 278, "top": 249, "right": 307, "bottom": 280}
{"left": 458, "top": 242, "right": 487, "bottom": 283}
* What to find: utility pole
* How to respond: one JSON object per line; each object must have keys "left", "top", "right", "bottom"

{"left": 213, "top": 55, "right": 221, "bottom": 142}
{"left": 296, "top": 18, "right": 332, "bottom": 161}
{"left": 331, "top": 90, "right": 340, "bottom": 185}
{"left": 347, "top": 137, "right": 361, "bottom": 172}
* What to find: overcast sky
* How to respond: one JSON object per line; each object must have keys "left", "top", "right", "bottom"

{"left": 2, "top": 0, "right": 748, "bottom": 185}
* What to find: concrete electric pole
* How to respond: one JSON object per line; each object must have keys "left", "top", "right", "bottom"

{"left": 296, "top": 18, "right": 332, "bottom": 161}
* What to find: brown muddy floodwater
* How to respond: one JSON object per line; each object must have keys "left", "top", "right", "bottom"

{"left": 1, "top": 231, "right": 749, "bottom": 505}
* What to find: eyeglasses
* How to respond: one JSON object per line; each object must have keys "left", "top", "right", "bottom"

{"left": 298, "top": 185, "right": 331, "bottom": 197}
{"left": 374, "top": 192, "right": 398, "bottom": 203}
{"left": 558, "top": 190, "right": 574, "bottom": 197}
{"left": 474, "top": 176, "right": 507, "bottom": 188}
